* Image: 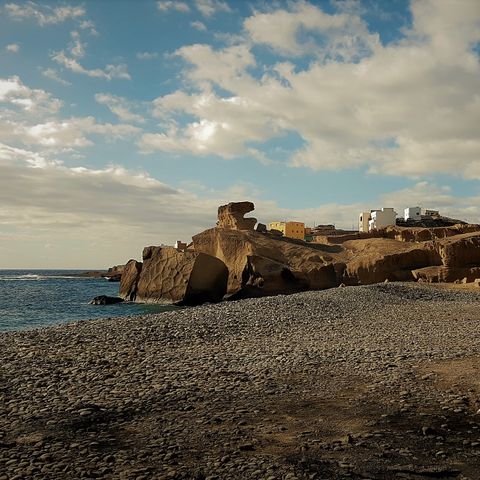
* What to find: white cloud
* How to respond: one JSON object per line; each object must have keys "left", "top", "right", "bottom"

{"left": 141, "top": 1, "right": 480, "bottom": 179}
{"left": 79, "top": 19, "right": 98, "bottom": 36}
{"left": 191, "top": 20, "right": 207, "bottom": 31}
{"left": 195, "top": 0, "right": 231, "bottom": 17}
{"left": 157, "top": 1, "right": 190, "bottom": 13}
{"left": 244, "top": 1, "right": 379, "bottom": 60}
{"left": 2, "top": 148, "right": 479, "bottom": 268}
{"left": 95, "top": 93, "right": 145, "bottom": 123}
{"left": 13, "top": 117, "right": 140, "bottom": 149}
{"left": 4, "top": 1, "right": 85, "bottom": 26}
{"left": 136, "top": 51, "right": 159, "bottom": 60}
{"left": 52, "top": 51, "right": 131, "bottom": 80}
{"left": 5, "top": 43, "right": 20, "bottom": 53}
{"left": 41, "top": 68, "right": 71, "bottom": 86}
{"left": 0, "top": 76, "right": 61, "bottom": 113}
{"left": 69, "top": 31, "right": 86, "bottom": 58}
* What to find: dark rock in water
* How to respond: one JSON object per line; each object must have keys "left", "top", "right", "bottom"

{"left": 89, "top": 295, "right": 124, "bottom": 305}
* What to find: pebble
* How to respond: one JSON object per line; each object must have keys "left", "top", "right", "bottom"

{"left": 2, "top": 283, "right": 480, "bottom": 478}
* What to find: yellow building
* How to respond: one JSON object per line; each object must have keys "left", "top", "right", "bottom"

{"left": 268, "top": 221, "right": 305, "bottom": 240}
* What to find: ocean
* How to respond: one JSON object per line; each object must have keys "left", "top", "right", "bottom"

{"left": 0, "top": 270, "right": 177, "bottom": 331}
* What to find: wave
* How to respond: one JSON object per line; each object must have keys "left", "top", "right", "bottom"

{"left": 0, "top": 274, "right": 87, "bottom": 281}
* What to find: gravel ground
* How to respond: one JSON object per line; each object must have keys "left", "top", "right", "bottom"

{"left": 2, "top": 282, "right": 480, "bottom": 479}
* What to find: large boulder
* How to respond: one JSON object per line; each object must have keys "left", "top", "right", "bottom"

{"left": 119, "top": 259, "right": 143, "bottom": 301}
{"left": 217, "top": 201, "right": 257, "bottom": 230}
{"left": 128, "top": 246, "right": 228, "bottom": 305}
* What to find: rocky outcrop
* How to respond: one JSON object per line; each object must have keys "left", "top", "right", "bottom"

{"left": 119, "top": 259, "right": 143, "bottom": 301}
{"left": 409, "top": 232, "right": 480, "bottom": 283}
{"left": 119, "top": 247, "right": 228, "bottom": 305}
{"left": 342, "top": 238, "right": 440, "bottom": 285}
{"left": 436, "top": 232, "right": 480, "bottom": 268}
{"left": 105, "top": 264, "right": 125, "bottom": 282}
{"left": 216, "top": 201, "right": 257, "bottom": 230}
{"left": 193, "top": 227, "right": 338, "bottom": 297}
{"left": 114, "top": 201, "right": 480, "bottom": 305}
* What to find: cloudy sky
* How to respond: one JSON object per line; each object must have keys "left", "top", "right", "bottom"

{"left": 1, "top": 0, "right": 479, "bottom": 268}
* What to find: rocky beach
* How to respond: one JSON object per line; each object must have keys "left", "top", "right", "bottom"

{"left": 2, "top": 282, "right": 480, "bottom": 479}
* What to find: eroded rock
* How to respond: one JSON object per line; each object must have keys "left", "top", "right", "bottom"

{"left": 134, "top": 246, "right": 228, "bottom": 305}
{"left": 216, "top": 201, "right": 257, "bottom": 230}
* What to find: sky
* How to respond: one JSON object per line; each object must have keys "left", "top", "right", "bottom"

{"left": 1, "top": 0, "right": 480, "bottom": 268}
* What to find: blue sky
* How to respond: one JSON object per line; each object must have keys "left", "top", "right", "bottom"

{"left": 0, "top": 0, "right": 479, "bottom": 268}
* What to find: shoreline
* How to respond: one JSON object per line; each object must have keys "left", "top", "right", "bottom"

{"left": 2, "top": 282, "right": 480, "bottom": 478}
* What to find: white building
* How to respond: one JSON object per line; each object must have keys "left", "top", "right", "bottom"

{"left": 359, "top": 208, "right": 397, "bottom": 232}
{"left": 369, "top": 208, "right": 397, "bottom": 230}
{"left": 359, "top": 211, "right": 371, "bottom": 232}
{"left": 405, "top": 206, "right": 421, "bottom": 221}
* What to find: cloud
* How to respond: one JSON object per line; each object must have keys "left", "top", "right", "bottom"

{"left": 78, "top": 19, "right": 98, "bottom": 36}
{"left": 5, "top": 43, "right": 20, "bottom": 53}
{"left": 41, "top": 68, "right": 71, "bottom": 86}
{"left": 0, "top": 76, "right": 62, "bottom": 113}
{"left": 4, "top": 1, "right": 85, "bottom": 26}
{"left": 5, "top": 117, "right": 141, "bottom": 150}
{"left": 244, "top": 1, "right": 379, "bottom": 60}
{"left": 136, "top": 51, "right": 159, "bottom": 60}
{"left": 3, "top": 146, "right": 479, "bottom": 268}
{"left": 141, "top": 0, "right": 480, "bottom": 179}
{"left": 52, "top": 51, "right": 131, "bottom": 80}
{"left": 69, "top": 30, "right": 86, "bottom": 58}
{"left": 191, "top": 20, "right": 207, "bottom": 31}
{"left": 195, "top": 0, "right": 231, "bottom": 17}
{"left": 95, "top": 93, "right": 145, "bottom": 123}
{"left": 157, "top": 1, "right": 190, "bottom": 13}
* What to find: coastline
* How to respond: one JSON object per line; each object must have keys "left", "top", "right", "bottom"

{"left": 2, "top": 282, "right": 480, "bottom": 478}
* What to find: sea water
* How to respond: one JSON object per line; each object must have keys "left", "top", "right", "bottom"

{"left": 0, "top": 270, "right": 177, "bottom": 331}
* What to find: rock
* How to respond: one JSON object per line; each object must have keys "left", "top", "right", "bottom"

{"left": 89, "top": 296, "right": 124, "bottom": 305}
{"left": 104, "top": 264, "right": 125, "bottom": 281}
{"left": 119, "top": 259, "right": 143, "bottom": 301}
{"left": 255, "top": 223, "right": 267, "bottom": 233}
{"left": 216, "top": 201, "right": 257, "bottom": 230}
{"left": 133, "top": 246, "right": 228, "bottom": 305}
{"left": 342, "top": 238, "right": 439, "bottom": 285}
{"left": 192, "top": 227, "right": 338, "bottom": 296}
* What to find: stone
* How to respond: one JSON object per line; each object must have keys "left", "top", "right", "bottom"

{"left": 133, "top": 246, "right": 228, "bottom": 305}
{"left": 119, "top": 259, "right": 143, "bottom": 301}
{"left": 216, "top": 201, "right": 257, "bottom": 230}
{"left": 89, "top": 295, "right": 124, "bottom": 305}
{"left": 255, "top": 222, "right": 267, "bottom": 233}
{"left": 104, "top": 264, "right": 125, "bottom": 281}
{"left": 193, "top": 228, "right": 337, "bottom": 296}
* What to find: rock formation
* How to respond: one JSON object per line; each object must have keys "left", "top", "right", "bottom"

{"left": 113, "top": 201, "right": 480, "bottom": 306}
{"left": 216, "top": 201, "right": 257, "bottom": 230}
{"left": 119, "top": 247, "right": 228, "bottom": 305}
{"left": 104, "top": 264, "right": 125, "bottom": 282}
{"left": 119, "top": 259, "right": 143, "bottom": 301}
{"left": 192, "top": 227, "right": 338, "bottom": 297}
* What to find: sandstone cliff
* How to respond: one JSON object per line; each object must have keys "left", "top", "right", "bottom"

{"left": 116, "top": 202, "right": 480, "bottom": 305}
